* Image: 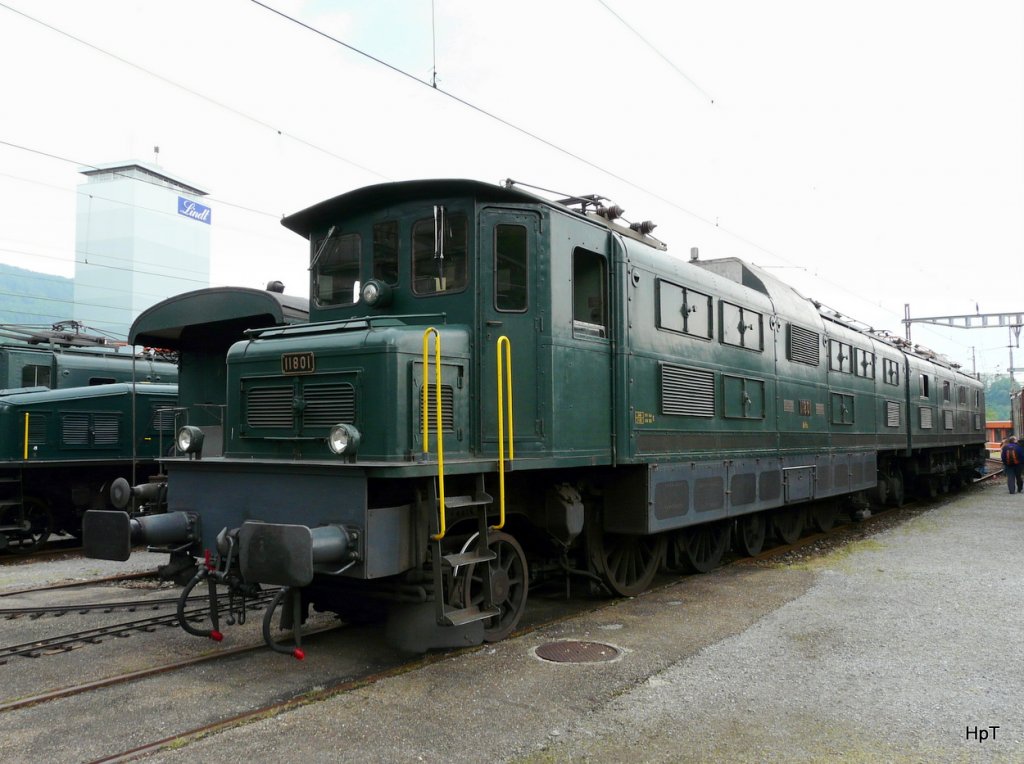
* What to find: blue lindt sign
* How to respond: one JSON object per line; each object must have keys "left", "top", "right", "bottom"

{"left": 178, "top": 196, "right": 211, "bottom": 224}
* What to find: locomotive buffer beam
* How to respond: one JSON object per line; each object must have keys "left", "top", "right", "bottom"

{"left": 83, "top": 509, "right": 198, "bottom": 562}
{"left": 239, "top": 521, "right": 358, "bottom": 588}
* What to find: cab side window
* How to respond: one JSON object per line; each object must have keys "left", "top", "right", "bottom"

{"left": 494, "top": 224, "right": 528, "bottom": 311}
{"left": 572, "top": 247, "right": 607, "bottom": 339}
{"left": 21, "top": 364, "right": 52, "bottom": 388}
{"left": 313, "top": 232, "right": 360, "bottom": 306}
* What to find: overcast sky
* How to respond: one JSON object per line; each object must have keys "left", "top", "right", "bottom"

{"left": 0, "top": 0, "right": 1021, "bottom": 373}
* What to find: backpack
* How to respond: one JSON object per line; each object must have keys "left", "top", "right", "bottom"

{"left": 1006, "top": 445, "right": 1019, "bottom": 465}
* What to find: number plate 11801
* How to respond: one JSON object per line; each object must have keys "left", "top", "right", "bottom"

{"left": 281, "top": 352, "right": 315, "bottom": 375}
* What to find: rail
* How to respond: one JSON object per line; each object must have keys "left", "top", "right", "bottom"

{"left": 494, "top": 336, "right": 514, "bottom": 530}
{"left": 422, "top": 327, "right": 447, "bottom": 540}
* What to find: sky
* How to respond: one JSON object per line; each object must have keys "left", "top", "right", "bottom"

{"left": 0, "top": 0, "right": 1021, "bottom": 374}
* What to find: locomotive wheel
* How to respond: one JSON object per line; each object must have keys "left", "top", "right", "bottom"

{"left": 676, "top": 521, "right": 730, "bottom": 574}
{"left": 772, "top": 507, "right": 803, "bottom": 545}
{"left": 811, "top": 501, "right": 839, "bottom": 533}
{"left": 0, "top": 497, "right": 53, "bottom": 553}
{"left": 589, "top": 529, "right": 665, "bottom": 597}
{"left": 455, "top": 531, "right": 528, "bottom": 642}
{"left": 735, "top": 513, "right": 767, "bottom": 557}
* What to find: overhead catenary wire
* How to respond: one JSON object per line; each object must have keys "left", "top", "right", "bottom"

{"left": 249, "top": 1, "right": 973, "bottom": 355}
{"left": 0, "top": 1, "right": 997, "bottom": 367}
{"left": 593, "top": 0, "right": 715, "bottom": 104}
{"left": 0, "top": 2, "right": 390, "bottom": 183}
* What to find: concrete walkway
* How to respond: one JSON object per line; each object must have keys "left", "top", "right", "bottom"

{"left": 152, "top": 482, "right": 1023, "bottom": 763}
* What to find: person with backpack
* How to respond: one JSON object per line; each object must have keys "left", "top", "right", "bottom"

{"left": 1000, "top": 436, "right": 1024, "bottom": 493}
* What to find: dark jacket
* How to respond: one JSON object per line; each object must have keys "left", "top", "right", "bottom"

{"left": 1001, "top": 442, "right": 1024, "bottom": 466}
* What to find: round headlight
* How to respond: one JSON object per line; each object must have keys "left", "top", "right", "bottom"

{"left": 362, "top": 281, "right": 381, "bottom": 305}
{"left": 328, "top": 423, "right": 361, "bottom": 455}
{"left": 360, "top": 279, "right": 392, "bottom": 308}
{"left": 177, "top": 425, "right": 205, "bottom": 454}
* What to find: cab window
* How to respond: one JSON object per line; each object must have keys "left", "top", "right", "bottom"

{"left": 412, "top": 214, "right": 468, "bottom": 294}
{"left": 572, "top": 247, "right": 607, "bottom": 339}
{"left": 21, "top": 364, "right": 51, "bottom": 388}
{"left": 313, "top": 232, "right": 360, "bottom": 306}
{"left": 494, "top": 224, "right": 528, "bottom": 311}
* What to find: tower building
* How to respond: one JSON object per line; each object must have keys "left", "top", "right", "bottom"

{"left": 73, "top": 161, "right": 211, "bottom": 340}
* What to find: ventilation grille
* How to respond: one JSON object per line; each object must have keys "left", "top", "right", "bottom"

{"left": 60, "top": 413, "right": 119, "bottom": 446}
{"left": 661, "top": 364, "right": 714, "bottom": 417}
{"left": 419, "top": 385, "right": 455, "bottom": 432}
{"left": 943, "top": 410, "right": 954, "bottom": 430}
{"left": 919, "top": 406, "right": 933, "bottom": 429}
{"left": 886, "top": 401, "right": 901, "bottom": 427}
{"left": 62, "top": 414, "right": 89, "bottom": 446}
{"left": 246, "top": 386, "right": 294, "bottom": 428}
{"left": 151, "top": 407, "right": 177, "bottom": 432}
{"left": 788, "top": 325, "right": 820, "bottom": 366}
{"left": 93, "top": 414, "right": 119, "bottom": 445}
{"left": 303, "top": 383, "right": 356, "bottom": 427}
{"left": 27, "top": 415, "right": 46, "bottom": 445}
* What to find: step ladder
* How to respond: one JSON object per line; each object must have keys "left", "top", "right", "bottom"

{"left": 429, "top": 474, "right": 501, "bottom": 627}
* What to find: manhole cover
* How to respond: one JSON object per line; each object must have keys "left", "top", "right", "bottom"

{"left": 535, "top": 640, "right": 620, "bottom": 663}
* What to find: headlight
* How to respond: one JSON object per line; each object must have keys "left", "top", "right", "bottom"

{"left": 360, "top": 279, "right": 392, "bottom": 308}
{"left": 177, "top": 425, "right": 205, "bottom": 456}
{"left": 327, "top": 423, "right": 361, "bottom": 455}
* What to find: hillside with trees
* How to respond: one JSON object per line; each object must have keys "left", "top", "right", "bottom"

{"left": 0, "top": 263, "right": 73, "bottom": 327}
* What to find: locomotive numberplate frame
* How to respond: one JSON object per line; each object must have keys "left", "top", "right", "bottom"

{"left": 281, "top": 351, "right": 315, "bottom": 375}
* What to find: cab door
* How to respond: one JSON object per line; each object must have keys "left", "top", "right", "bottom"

{"left": 478, "top": 209, "right": 544, "bottom": 456}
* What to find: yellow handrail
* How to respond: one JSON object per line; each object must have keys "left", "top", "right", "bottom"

{"left": 422, "top": 327, "right": 447, "bottom": 540}
{"left": 23, "top": 413, "right": 29, "bottom": 460}
{"left": 494, "top": 336, "right": 514, "bottom": 530}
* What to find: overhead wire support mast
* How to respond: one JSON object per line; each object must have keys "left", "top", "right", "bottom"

{"left": 903, "top": 304, "right": 1024, "bottom": 336}
{"left": 903, "top": 303, "right": 1024, "bottom": 383}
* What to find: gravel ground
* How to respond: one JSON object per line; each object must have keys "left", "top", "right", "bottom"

{"left": 139, "top": 482, "right": 1023, "bottom": 764}
{"left": 0, "top": 547, "right": 166, "bottom": 592}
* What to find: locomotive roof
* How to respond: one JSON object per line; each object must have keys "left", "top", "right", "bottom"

{"left": 130, "top": 287, "right": 309, "bottom": 350}
{"left": 0, "top": 382, "right": 177, "bottom": 406}
{"left": 281, "top": 179, "right": 548, "bottom": 238}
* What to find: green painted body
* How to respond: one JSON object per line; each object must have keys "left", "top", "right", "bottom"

{"left": 153, "top": 179, "right": 983, "bottom": 569}
{"left": 0, "top": 344, "right": 176, "bottom": 392}
{"left": 0, "top": 383, "right": 178, "bottom": 539}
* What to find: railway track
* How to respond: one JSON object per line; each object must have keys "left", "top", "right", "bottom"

{"left": 0, "top": 590, "right": 279, "bottom": 664}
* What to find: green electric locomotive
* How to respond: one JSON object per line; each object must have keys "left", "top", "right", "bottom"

{"left": 0, "top": 321, "right": 176, "bottom": 392}
{"left": 0, "top": 382, "right": 178, "bottom": 550}
{"left": 84, "top": 179, "right": 986, "bottom": 653}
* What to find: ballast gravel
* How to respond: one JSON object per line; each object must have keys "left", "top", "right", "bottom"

{"left": 146, "top": 482, "right": 1022, "bottom": 763}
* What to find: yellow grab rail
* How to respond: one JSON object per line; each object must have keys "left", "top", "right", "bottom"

{"left": 422, "top": 327, "right": 447, "bottom": 540}
{"left": 23, "top": 413, "right": 29, "bottom": 460}
{"left": 494, "top": 336, "right": 514, "bottom": 530}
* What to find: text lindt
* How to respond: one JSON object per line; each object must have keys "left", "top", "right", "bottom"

{"left": 178, "top": 197, "right": 212, "bottom": 224}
